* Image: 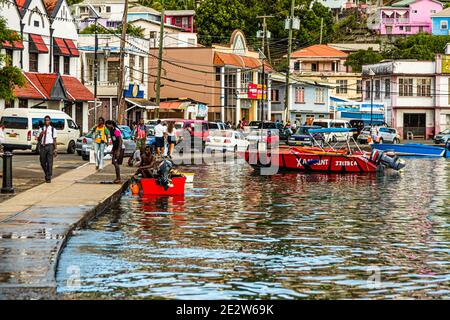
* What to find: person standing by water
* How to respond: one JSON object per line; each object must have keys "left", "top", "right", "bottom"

{"left": 134, "top": 118, "right": 148, "bottom": 153}
{"left": 166, "top": 121, "right": 176, "bottom": 159}
{"left": 91, "top": 117, "right": 109, "bottom": 170}
{"left": 105, "top": 120, "right": 123, "bottom": 184}
{"left": 37, "top": 115, "right": 57, "bottom": 183}
{"left": 154, "top": 119, "right": 166, "bottom": 157}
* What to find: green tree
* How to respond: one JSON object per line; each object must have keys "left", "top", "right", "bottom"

{"left": 139, "top": 0, "right": 196, "bottom": 10}
{"left": 345, "top": 47, "right": 383, "bottom": 72}
{"left": 80, "top": 23, "right": 145, "bottom": 38}
{"left": 0, "top": 16, "right": 25, "bottom": 100}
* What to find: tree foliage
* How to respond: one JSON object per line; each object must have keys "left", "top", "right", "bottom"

{"left": 345, "top": 48, "right": 383, "bottom": 72}
{"left": 139, "top": 0, "right": 196, "bottom": 10}
{"left": 0, "top": 16, "right": 25, "bottom": 100}
{"left": 80, "top": 23, "right": 145, "bottom": 38}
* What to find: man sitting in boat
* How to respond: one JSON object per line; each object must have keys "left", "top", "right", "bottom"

{"left": 137, "top": 146, "right": 157, "bottom": 178}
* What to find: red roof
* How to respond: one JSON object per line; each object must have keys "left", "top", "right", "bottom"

{"left": 29, "top": 34, "right": 48, "bottom": 53}
{"left": 64, "top": 39, "right": 80, "bottom": 57}
{"left": 160, "top": 101, "right": 184, "bottom": 109}
{"left": 54, "top": 37, "right": 70, "bottom": 56}
{"left": 214, "top": 52, "right": 273, "bottom": 72}
{"left": 291, "top": 44, "right": 348, "bottom": 59}
{"left": 61, "top": 75, "right": 94, "bottom": 101}
{"left": 14, "top": 72, "right": 94, "bottom": 102}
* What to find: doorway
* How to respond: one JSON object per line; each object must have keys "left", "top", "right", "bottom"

{"left": 403, "top": 113, "right": 426, "bottom": 139}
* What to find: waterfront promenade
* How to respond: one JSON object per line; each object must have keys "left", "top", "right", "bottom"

{"left": 0, "top": 163, "right": 134, "bottom": 299}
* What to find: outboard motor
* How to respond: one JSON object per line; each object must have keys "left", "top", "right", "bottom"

{"left": 370, "top": 149, "right": 406, "bottom": 171}
{"left": 157, "top": 159, "right": 173, "bottom": 190}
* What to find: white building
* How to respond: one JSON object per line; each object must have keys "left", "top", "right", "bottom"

{"left": 362, "top": 59, "right": 450, "bottom": 139}
{"left": 78, "top": 33, "right": 152, "bottom": 125}
{"left": 0, "top": 0, "right": 93, "bottom": 132}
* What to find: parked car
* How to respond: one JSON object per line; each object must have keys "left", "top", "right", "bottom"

{"left": 243, "top": 121, "right": 291, "bottom": 141}
{"left": 287, "top": 126, "right": 325, "bottom": 147}
{"left": 205, "top": 130, "right": 249, "bottom": 153}
{"left": 434, "top": 128, "right": 450, "bottom": 144}
{"left": 79, "top": 125, "right": 136, "bottom": 161}
{"left": 0, "top": 108, "right": 80, "bottom": 153}
{"left": 312, "top": 119, "right": 352, "bottom": 143}
{"left": 357, "top": 126, "right": 400, "bottom": 144}
{"left": 245, "top": 129, "right": 280, "bottom": 146}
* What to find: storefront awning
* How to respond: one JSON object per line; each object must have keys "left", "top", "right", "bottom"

{"left": 125, "top": 98, "right": 158, "bottom": 110}
{"left": 2, "top": 39, "right": 24, "bottom": 50}
{"left": 29, "top": 34, "right": 48, "bottom": 53}
{"left": 64, "top": 39, "right": 80, "bottom": 57}
{"left": 54, "top": 37, "right": 70, "bottom": 56}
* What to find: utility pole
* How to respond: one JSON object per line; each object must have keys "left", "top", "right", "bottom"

{"left": 155, "top": 8, "right": 165, "bottom": 119}
{"left": 94, "top": 17, "right": 98, "bottom": 121}
{"left": 257, "top": 15, "right": 273, "bottom": 122}
{"left": 284, "top": 0, "right": 298, "bottom": 123}
{"left": 117, "top": 0, "right": 129, "bottom": 125}
{"left": 319, "top": 17, "right": 324, "bottom": 45}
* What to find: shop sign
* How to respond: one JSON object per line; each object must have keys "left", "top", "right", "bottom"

{"left": 123, "top": 83, "right": 144, "bottom": 98}
{"left": 247, "top": 83, "right": 267, "bottom": 99}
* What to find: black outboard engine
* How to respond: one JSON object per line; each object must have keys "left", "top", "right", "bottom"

{"left": 370, "top": 149, "right": 406, "bottom": 171}
{"left": 157, "top": 159, "right": 173, "bottom": 190}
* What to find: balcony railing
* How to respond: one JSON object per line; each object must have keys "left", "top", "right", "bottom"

{"left": 382, "top": 18, "right": 410, "bottom": 24}
{"left": 84, "top": 80, "right": 119, "bottom": 87}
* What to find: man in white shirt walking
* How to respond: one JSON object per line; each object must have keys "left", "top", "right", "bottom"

{"left": 37, "top": 115, "right": 57, "bottom": 183}
{"left": 154, "top": 119, "right": 167, "bottom": 156}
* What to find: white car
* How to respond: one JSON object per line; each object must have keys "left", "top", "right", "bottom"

{"left": 205, "top": 130, "right": 249, "bottom": 153}
{"left": 312, "top": 119, "right": 352, "bottom": 143}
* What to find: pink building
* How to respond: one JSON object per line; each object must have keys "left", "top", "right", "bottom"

{"left": 370, "top": 0, "right": 443, "bottom": 36}
{"left": 164, "top": 10, "right": 195, "bottom": 33}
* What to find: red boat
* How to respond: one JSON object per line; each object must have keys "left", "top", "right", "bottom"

{"left": 243, "top": 128, "right": 405, "bottom": 174}
{"left": 140, "top": 176, "right": 187, "bottom": 195}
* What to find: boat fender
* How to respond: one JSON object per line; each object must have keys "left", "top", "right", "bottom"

{"left": 130, "top": 182, "right": 140, "bottom": 195}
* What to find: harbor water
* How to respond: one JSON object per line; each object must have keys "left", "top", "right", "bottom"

{"left": 57, "top": 158, "right": 450, "bottom": 299}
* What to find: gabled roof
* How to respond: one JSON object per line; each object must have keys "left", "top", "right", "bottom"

{"left": 128, "top": 4, "right": 160, "bottom": 15}
{"left": 432, "top": 7, "right": 450, "bottom": 17}
{"left": 43, "top": 0, "right": 64, "bottom": 18}
{"left": 14, "top": 72, "right": 94, "bottom": 101}
{"left": 164, "top": 10, "right": 195, "bottom": 16}
{"left": 391, "top": 0, "right": 442, "bottom": 7}
{"left": 291, "top": 44, "right": 348, "bottom": 59}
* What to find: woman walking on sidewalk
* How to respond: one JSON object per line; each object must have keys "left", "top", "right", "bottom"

{"left": 106, "top": 120, "right": 123, "bottom": 184}
{"left": 91, "top": 117, "right": 109, "bottom": 170}
{"left": 167, "top": 121, "right": 176, "bottom": 159}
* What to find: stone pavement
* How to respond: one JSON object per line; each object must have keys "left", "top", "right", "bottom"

{"left": 0, "top": 163, "right": 135, "bottom": 299}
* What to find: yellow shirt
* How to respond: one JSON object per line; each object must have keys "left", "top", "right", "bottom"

{"left": 93, "top": 125, "right": 109, "bottom": 144}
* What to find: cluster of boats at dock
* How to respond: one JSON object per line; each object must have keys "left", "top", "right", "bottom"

{"left": 135, "top": 127, "right": 449, "bottom": 196}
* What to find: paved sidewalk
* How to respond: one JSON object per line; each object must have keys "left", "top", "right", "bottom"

{"left": 0, "top": 163, "right": 134, "bottom": 299}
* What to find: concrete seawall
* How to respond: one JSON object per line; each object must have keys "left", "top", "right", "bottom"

{"left": 0, "top": 164, "right": 133, "bottom": 299}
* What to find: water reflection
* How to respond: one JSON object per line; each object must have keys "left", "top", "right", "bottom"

{"left": 57, "top": 158, "right": 450, "bottom": 299}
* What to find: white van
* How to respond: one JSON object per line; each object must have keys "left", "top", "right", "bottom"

{"left": 312, "top": 119, "right": 352, "bottom": 143}
{"left": 0, "top": 108, "right": 80, "bottom": 153}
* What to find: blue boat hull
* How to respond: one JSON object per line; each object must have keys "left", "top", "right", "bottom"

{"left": 372, "top": 143, "right": 449, "bottom": 158}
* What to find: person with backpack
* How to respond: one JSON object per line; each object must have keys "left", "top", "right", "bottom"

{"left": 37, "top": 115, "right": 57, "bottom": 183}
{"left": 105, "top": 120, "right": 124, "bottom": 184}
{"left": 90, "top": 117, "right": 109, "bottom": 170}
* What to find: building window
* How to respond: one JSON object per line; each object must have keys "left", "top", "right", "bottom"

{"left": 4, "top": 100, "right": 14, "bottom": 109}
{"left": 18, "top": 99, "right": 27, "bottom": 108}
{"left": 241, "top": 71, "right": 251, "bottom": 88}
{"left": 365, "top": 80, "right": 371, "bottom": 99}
{"left": 375, "top": 79, "right": 381, "bottom": 99}
{"left": 129, "top": 54, "right": 135, "bottom": 81}
{"left": 417, "top": 78, "right": 431, "bottom": 96}
{"left": 54, "top": 55, "right": 60, "bottom": 73}
{"left": 63, "top": 56, "right": 70, "bottom": 75}
{"left": 139, "top": 56, "right": 144, "bottom": 83}
{"left": 295, "top": 87, "right": 305, "bottom": 103}
{"left": 315, "top": 88, "right": 325, "bottom": 104}
{"left": 108, "top": 60, "right": 119, "bottom": 82}
{"left": 293, "top": 61, "right": 300, "bottom": 71}
{"left": 399, "top": 78, "right": 413, "bottom": 96}
{"left": 182, "top": 17, "right": 189, "bottom": 28}
{"left": 336, "top": 79, "right": 348, "bottom": 94}
{"left": 441, "top": 20, "right": 448, "bottom": 30}
{"left": 418, "top": 26, "right": 424, "bottom": 32}
{"left": 215, "top": 67, "right": 221, "bottom": 81}
{"left": 272, "top": 89, "right": 280, "bottom": 102}
{"left": 29, "top": 52, "right": 38, "bottom": 72}
{"left": 385, "top": 79, "right": 391, "bottom": 98}
{"left": 405, "top": 26, "right": 411, "bottom": 32}
{"left": 87, "top": 58, "right": 94, "bottom": 81}
{"left": 311, "top": 63, "right": 318, "bottom": 72}
{"left": 356, "top": 80, "right": 362, "bottom": 94}
{"left": 175, "top": 17, "right": 182, "bottom": 25}
{"left": 34, "top": 20, "right": 39, "bottom": 27}
{"left": 106, "top": 6, "right": 111, "bottom": 13}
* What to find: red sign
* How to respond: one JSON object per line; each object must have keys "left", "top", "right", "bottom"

{"left": 247, "top": 83, "right": 266, "bottom": 99}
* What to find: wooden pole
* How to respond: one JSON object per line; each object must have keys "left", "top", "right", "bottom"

{"left": 117, "top": 0, "right": 129, "bottom": 125}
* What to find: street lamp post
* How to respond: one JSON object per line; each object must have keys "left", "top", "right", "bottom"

{"left": 368, "top": 69, "right": 375, "bottom": 126}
